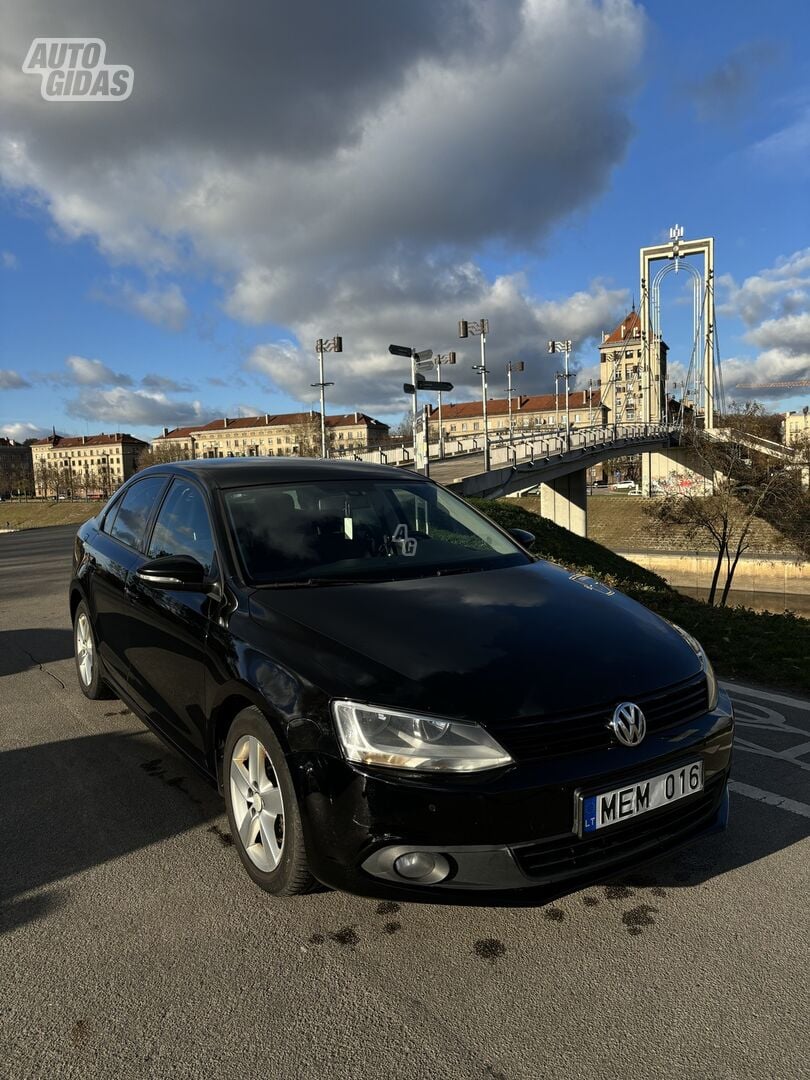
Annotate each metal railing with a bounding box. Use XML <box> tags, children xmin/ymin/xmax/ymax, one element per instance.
<box><xmin>325</xmin><ymin>422</ymin><xmax>676</xmax><ymax>472</ymax></box>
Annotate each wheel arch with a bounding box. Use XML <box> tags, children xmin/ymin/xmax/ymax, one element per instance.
<box><xmin>69</xmin><ymin>585</ymin><xmax>86</xmax><ymax>624</ymax></box>
<box><xmin>209</xmin><ymin>688</ymin><xmax>289</xmax><ymax>793</ymax></box>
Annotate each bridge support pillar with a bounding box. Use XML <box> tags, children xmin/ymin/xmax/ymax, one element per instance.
<box><xmin>539</xmin><ymin>469</ymin><xmax>587</xmax><ymax>537</ymax></box>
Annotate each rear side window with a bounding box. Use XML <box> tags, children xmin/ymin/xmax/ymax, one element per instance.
<box><xmin>107</xmin><ymin>476</ymin><xmax>166</xmax><ymax>551</ymax></box>
<box><xmin>147</xmin><ymin>479</ymin><xmax>215</xmax><ymax>574</ymax></box>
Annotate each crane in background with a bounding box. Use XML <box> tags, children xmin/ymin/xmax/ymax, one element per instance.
<box><xmin>735</xmin><ymin>379</ymin><xmax>810</xmax><ymax>390</ymax></box>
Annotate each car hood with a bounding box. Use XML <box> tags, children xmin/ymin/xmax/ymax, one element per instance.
<box><xmin>247</xmin><ymin>560</ymin><xmax>702</xmax><ymax>727</ymax></box>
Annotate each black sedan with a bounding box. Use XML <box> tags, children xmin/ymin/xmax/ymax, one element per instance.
<box><xmin>69</xmin><ymin>459</ymin><xmax>733</xmax><ymax>900</ymax></box>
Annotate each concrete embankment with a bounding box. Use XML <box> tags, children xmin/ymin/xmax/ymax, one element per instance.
<box><xmin>582</xmin><ymin>494</ymin><xmax>809</xmax><ymax>615</ymax></box>
<box><xmin>615</xmin><ymin>549</ymin><xmax>810</xmax><ymax>615</ymax></box>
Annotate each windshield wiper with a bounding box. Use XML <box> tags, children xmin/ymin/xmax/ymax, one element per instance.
<box><xmin>259</xmin><ymin>576</ymin><xmax>392</xmax><ymax>588</ymax></box>
<box><xmin>433</xmin><ymin>566</ymin><xmax>487</xmax><ymax>577</ymax></box>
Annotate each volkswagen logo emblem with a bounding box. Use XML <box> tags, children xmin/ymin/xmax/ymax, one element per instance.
<box><xmin>611</xmin><ymin>702</ymin><xmax>647</xmax><ymax>747</ymax></box>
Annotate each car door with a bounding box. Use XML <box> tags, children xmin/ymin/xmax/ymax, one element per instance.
<box><xmin>89</xmin><ymin>475</ymin><xmax>169</xmax><ymax>691</ymax></box>
<box><xmin>123</xmin><ymin>477</ymin><xmax>218</xmax><ymax>765</ymax></box>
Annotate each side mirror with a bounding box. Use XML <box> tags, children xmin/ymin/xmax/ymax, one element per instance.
<box><xmin>508</xmin><ymin>528</ymin><xmax>536</xmax><ymax>550</ymax></box>
<box><xmin>136</xmin><ymin>554</ymin><xmax>206</xmax><ymax>590</ymax></box>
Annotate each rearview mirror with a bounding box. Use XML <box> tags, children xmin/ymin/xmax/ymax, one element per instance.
<box><xmin>508</xmin><ymin>528</ymin><xmax>535</xmax><ymax>550</ymax></box>
<box><xmin>136</xmin><ymin>554</ymin><xmax>206</xmax><ymax>590</ymax></box>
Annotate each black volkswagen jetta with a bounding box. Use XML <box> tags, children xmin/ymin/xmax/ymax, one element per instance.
<box><xmin>70</xmin><ymin>459</ymin><xmax>733</xmax><ymax>899</ymax></box>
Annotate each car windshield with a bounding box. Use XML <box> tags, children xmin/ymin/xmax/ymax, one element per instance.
<box><xmin>222</xmin><ymin>478</ymin><xmax>531</xmax><ymax>585</ymax></box>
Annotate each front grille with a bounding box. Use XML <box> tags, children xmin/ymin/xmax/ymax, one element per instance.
<box><xmin>514</xmin><ymin>775</ymin><xmax>724</xmax><ymax>881</ymax></box>
<box><xmin>496</xmin><ymin>672</ymin><xmax>709</xmax><ymax>760</ymax></box>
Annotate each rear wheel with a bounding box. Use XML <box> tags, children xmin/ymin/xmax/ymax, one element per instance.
<box><xmin>73</xmin><ymin>601</ymin><xmax>113</xmax><ymax>700</ymax></box>
<box><xmin>223</xmin><ymin>707</ymin><xmax>314</xmax><ymax>896</ymax></box>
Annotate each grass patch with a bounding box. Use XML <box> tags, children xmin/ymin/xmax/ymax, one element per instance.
<box><xmin>471</xmin><ymin>497</ymin><xmax>810</xmax><ymax>697</ymax></box>
<box><xmin>0</xmin><ymin>500</ymin><xmax>98</xmax><ymax>531</ymax></box>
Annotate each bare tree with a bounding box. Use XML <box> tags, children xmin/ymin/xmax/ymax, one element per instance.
<box><xmin>716</xmin><ymin>400</ymin><xmax>783</xmax><ymax>443</ymax></box>
<box><xmin>289</xmin><ymin>416</ymin><xmax>321</xmax><ymax>458</ymax></box>
<box><xmin>136</xmin><ymin>443</ymin><xmax>194</xmax><ymax>470</ymax></box>
<box><xmin>645</xmin><ymin>429</ymin><xmax>806</xmax><ymax>606</ymax></box>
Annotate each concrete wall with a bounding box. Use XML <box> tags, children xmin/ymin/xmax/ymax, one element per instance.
<box><xmin>539</xmin><ymin>470</ymin><xmax>587</xmax><ymax>537</ymax></box>
<box><xmin>617</xmin><ymin>550</ymin><xmax>810</xmax><ymax>599</ymax></box>
<box><xmin>641</xmin><ymin>447</ymin><xmax>713</xmax><ymax>495</ymax></box>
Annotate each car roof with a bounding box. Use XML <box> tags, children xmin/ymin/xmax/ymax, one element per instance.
<box><xmin>139</xmin><ymin>457</ymin><xmax>420</xmax><ymax>489</ymax></box>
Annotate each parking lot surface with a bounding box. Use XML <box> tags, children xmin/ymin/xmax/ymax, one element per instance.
<box><xmin>1</xmin><ymin>526</ymin><xmax>808</xmax><ymax>1079</ymax></box>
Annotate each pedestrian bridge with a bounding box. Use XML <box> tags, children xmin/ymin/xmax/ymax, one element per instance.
<box><xmin>331</xmin><ymin>423</ymin><xmax>680</xmax><ymax>536</ymax></box>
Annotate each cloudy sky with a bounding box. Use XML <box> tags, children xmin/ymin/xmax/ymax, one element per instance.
<box><xmin>1</xmin><ymin>0</ymin><xmax>808</xmax><ymax>443</ymax></box>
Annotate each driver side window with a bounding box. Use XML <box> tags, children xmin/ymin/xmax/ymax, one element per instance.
<box><xmin>147</xmin><ymin>479</ymin><xmax>215</xmax><ymax>574</ymax></box>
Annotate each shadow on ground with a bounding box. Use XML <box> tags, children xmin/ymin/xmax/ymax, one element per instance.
<box><xmin>0</xmin><ymin>628</ymin><xmax>74</xmax><ymax>676</ymax></box>
<box><xmin>0</xmin><ymin>729</ymin><xmax>223</xmax><ymax>934</ymax></box>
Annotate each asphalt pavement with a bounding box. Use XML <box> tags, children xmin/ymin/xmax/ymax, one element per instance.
<box><xmin>1</xmin><ymin>525</ymin><xmax>808</xmax><ymax>1080</ymax></box>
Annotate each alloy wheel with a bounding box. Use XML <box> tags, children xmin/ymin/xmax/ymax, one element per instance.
<box><xmin>229</xmin><ymin>735</ymin><xmax>285</xmax><ymax>872</ymax></box>
<box><xmin>76</xmin><ymin>613</ymin><xmax>94</xmax><ymax>687</ymax></box>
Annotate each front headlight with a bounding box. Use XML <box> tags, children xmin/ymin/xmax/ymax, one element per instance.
<box><xmin>671</xmin><ymin>624</ymin><xmax>719</xmax><ymax>711</ymax></box>
<box><xmin>331</xmin><ymin>700</ymin><xmax>513</xmax><ymax>773</ymax></box>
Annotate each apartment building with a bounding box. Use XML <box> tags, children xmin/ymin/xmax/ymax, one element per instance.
<box><xmin>598</xmin><ymin>309</ymin><xmax>668</xmax><ymax>423</ymax></box>
<box><xmin>429</xmin><ymin>390</ymin><xmax>606</xmax><ymax>442</ymax></box>
<box><xmin>153</xmin><ymin>411</ymin><xmax>390</xmax><ymax>458</ymax></box>
<box><xmin>30</xmin><ymin>433</ymin><xmax>148</xmax><ymax>497</ymax></box>
<box><xmin>325</xmin><ymin>412</ymin><xmax>390</xmax><ymax>451</ymax></box>
<box><xmin>783</xmin><ymin>408</ymin><xmax>810</xmax><ymax>446</ymax></box>
<box><xmin>0</xmin><ymin>439</ymin><xmax>33</xmax><ymax>498</ymax></box>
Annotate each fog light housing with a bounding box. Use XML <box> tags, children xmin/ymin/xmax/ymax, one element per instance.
<box><xmin>393</xmin><ymin>851</ymin><xmax>450</xmax><ymax>884</ymax></box>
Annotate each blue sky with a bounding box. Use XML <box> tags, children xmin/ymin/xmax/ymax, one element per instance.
<box><xmin>1</xmin><ymin>0</ymin><xmax>809</xmax><ymax>443</ymax></box>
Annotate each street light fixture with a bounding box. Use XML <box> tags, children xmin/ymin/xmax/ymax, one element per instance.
<box><xmin>459</xmin><ymin>318</ymin><xmax>490</xmax><ymax>471</ymax></box>
<box><xmin>548</xmin><ymin>340</ymin><xmax>573</xmax><ymax>448</ymax></box>
<box><xmin>312</xmin><ymin>336</ymin><xmax>342</xmax><ymax>458</ymax></box>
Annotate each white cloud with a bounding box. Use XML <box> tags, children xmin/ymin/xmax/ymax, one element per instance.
<box><xmin>95</xmin><ymin>279</ymin><xmax>189</xmax><ymax>331</ymax></box>
<box><xmin>64</xmin><ymin>355</ymin><xmax>133</xmax><ymax>387</ymax></box>
<box><xmin>746</xmin><ymin>311</ymin><xmax>810</xmax><ymax>353</ymax></box>
<box><xmin>1</xmin><ymin>250</ymin><xmax>17</xmax><ymax>269</ymax></box>
<box><xmin>245</xmin><ymin>271</ymin><xmax>629</xmax><ymax>414</ymax></box>
<box><xmin>140</xmin><ymin>373</ymin><xmax>193</xmax><ymax>392</ymax></box>
<box><xmin>65</xmin><ymin>387</ymin><xmax>209</xmax><ymax>427</ymax></box>
<box><xmin>0</xmin><ymin>421</ymin><xmax>47</xmax><ymax>442</ymax></box>
<box><xmin>718</xmin><ymin>248</ymin><xmax>810</xmax><ymax>398</ymax></box>
<box><xmin>0</xmin><ymin>0</ymin><xmax>644</xmax><ymax>330</ymax></box>
<box><xmin>0</xmin><ymin>369</ymin><xmax>30</xmax><ymax>389</ymax></box>
<box><xmin>750</xmin><ymin>105</ymin><xmax>810</xmax><ymax>173</ymax></box>
<box><xmin>718</xmin><ymin>248</ymin><xmax>810</xmax><ymax>326</ymax></box>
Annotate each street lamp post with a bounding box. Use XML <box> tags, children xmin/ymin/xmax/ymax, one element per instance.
<box><xmin>548</xmin><ymin>339</ymin><xmax>573</xmax><ymax>448</ymax></box>
<box><xmin>506</xmin><ymin>360</ymin><xmax>524</xmax><ymax>440</ymax></box>
<box><xmin>432</xmin><ymin>352</ymin><xmax>457</xmax><ymax>458</ymax></box>
<box><xmin>312</xmin><ymin>336</ymin><xmax>342</xmax><ymax>458</ymax></box>
<box><xmin>459</xmin><ymin>318</ymin><xmax>490</xmax><ymax>471</ymax></box>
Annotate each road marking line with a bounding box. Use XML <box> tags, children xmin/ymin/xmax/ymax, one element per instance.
<box><xmin>735</xmin><ymin>740</ymin><xmax>810</xmax><ymax>773</ymax></box>
<box><xmin>721</xmin><ymin>682</ymin><xmax>810</xmax><ymax>712</ymax></box>
<box><xmin>729</xmin><ymin>780</ymin><xmax>810</xmax><ymax>819</ymax></box>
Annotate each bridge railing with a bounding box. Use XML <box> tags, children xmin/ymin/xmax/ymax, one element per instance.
<box><xmin>326</xmin><ymin>422</ymin><xmax>675</xmax><ymax>470</ymax></box>
<box><xmin>488</xmin><ymin>423</ymin><xmax>674</xmax><ymax>469</ymax></box>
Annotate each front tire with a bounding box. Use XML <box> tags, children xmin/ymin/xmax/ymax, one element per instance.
<box><xmin>223</xmin><ymin>707</ymin><xmax>314</xmax><ymax>896</ymax></box>
<box><xmin>73</xmin><ymin>601</ymin><xmax>113</xmax><ymax>700</ymax></box>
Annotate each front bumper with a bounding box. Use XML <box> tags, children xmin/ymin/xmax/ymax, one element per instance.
<box><xmin>292</xmin><ymin>693</ymin><xmax>734</xmax><ymax>900</ymax></box>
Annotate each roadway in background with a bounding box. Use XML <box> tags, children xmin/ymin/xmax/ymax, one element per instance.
<box><xmin>1</xmin><ymin>526</ymin><xmax>807</xmax><ymax>1079</ymax></box>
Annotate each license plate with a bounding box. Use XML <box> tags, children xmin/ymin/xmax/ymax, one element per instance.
<box><xmin>581</xmin><ymin>761</ymin><xmax>704</xmax><ymax>834</ymax></box>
